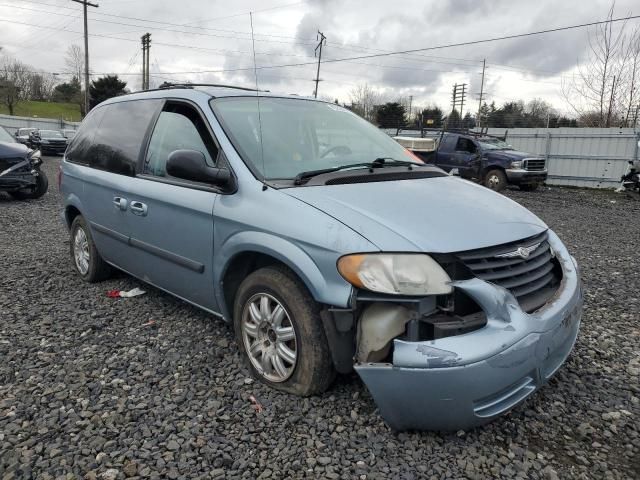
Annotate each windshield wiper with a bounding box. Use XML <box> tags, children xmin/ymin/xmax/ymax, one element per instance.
<box><xmin>293</xmin><ymin>158</ymin><xmax>425</xmax><ymax>185</ymax></box>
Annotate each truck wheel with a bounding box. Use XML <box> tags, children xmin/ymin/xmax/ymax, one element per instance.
<box><xmin>484</xmin><ymin>169</ymin><xmax>507</xmax><ymax>191</ymax></box>
<box><xmin>233</xmin><ymin>266</ymin><xmax>335</xmax><ymax>396</ymax></box>
<box><xmin>519</xmin><ymin>183</ymin><xmax>539</xmax><ymax>191</ymax></box>
<box><xmin>70</xmin><ymin>215</ymin><xmax>112</xmax><ymax>282</ymax></box>
<box><xmin>9</xmin><ymin>170</ymin><xmax>49</xmax><ymax>200</ymax></box>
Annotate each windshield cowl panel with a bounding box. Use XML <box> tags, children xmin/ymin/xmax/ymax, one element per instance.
<box><xmin>210</xmin><ymin>96</ymin><xmax>425</xmax><ymax>183</ymax></box>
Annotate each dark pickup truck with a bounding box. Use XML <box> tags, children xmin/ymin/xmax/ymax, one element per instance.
<box><xmin>399</xmin><ymin>132</ymin><xmax>548</xmax><ymax>191</ymax></box>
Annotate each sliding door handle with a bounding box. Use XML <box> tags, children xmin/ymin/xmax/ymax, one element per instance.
<box><xmin>130</xmin><ymin>201</ymin><xmax>148</xmax><ymax>216</ymax></box>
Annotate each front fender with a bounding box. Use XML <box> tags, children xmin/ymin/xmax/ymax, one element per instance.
<box><xmin>214</xmin><ymin>230</ymin><xmax>353</xmax><ymax>321</ymax></box>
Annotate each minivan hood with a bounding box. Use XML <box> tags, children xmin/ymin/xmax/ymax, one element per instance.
<box><xmin>285</xmin><ymin>176</ymin><xmax>547</xmax><ymax>253</ymax></box>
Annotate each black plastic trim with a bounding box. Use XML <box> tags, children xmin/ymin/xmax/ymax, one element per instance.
<box><xmin>90</xmin><ymin>221</ymin><xmax>128</xmax><ymax>243</ymax></box>
<box><xmin>129</xmin><ymin>237</ymin><xmax>205</xmax><ymax>273</ymax></box>
<box><xmin>90</xmin><ymin>221</ymin><xmax>205</xmax><ymax>273</ymax></box>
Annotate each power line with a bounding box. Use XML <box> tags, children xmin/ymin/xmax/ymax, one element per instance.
<box><xmin>10</xmin><ymin>0</ymin><xmax>315</xmax><ymax>44</ymax></box>
<box><xmin>83</xmin><ymin>14</ymin><xmax>640</xmax><ymax>76</ymax></box>
<box><xmin>4</xmin><ymin>4</ymin><xmax>601</xmax><ymax>81</ymax></box>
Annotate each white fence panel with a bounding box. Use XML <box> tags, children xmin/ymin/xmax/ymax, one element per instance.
<box><xmin>385</xmin><ymin>127</ymin><xmax>640</xmax><ymax>188</ymax></box>
<box><xmin>0</xmin><ymin>113</ymin><xmax>80</xmax><ymax>135</ymax></box>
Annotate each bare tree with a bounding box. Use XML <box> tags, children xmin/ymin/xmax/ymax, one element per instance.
<box><xmin>349</xmin><ymin>83</ymin><xmax>383</xmax><ymax>123</ymax></box>
<box><xmin>65</xmin><ymin>45</ymin><xmax>85</xmax><ymax>84</ymax></box>
<box><xmin>562</xmin><ymin>1</ymin><xmax>631</xmax><ymax>127</ymax></box>
<box><xmin>0</xmin><ymin>56</ymin><xmax>31</xmax><ymax>115</ymax></box>
<box><xmin>620</xmin><ymin>25</ymin><xmax>640</xmax><ymax>126</ymax></box>
<box><xmin>27</xmin><ymin>72</ymin><xmax>58</xmax><ymax>101</ymax></box>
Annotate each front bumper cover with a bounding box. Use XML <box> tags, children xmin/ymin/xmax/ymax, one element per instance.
<box><xmin>505</xmin><ymin>168</ymin><xmax>548</xmax><ymax>184</ymax></box>
<box><xmin>355</xmin><ymin>230</ymin><xmax>582</xmax><ymax>431</ymax></box>
<box><xmin>0</xmin><ymin>160</ymin><xmax>38</xmax><ymax>189</ymax></box>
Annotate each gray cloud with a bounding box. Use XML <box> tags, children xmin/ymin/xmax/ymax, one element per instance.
<box><xmin>1</xmin><ymin>0</ymin><xmax>638</xmax><ymax>111</ymax></box>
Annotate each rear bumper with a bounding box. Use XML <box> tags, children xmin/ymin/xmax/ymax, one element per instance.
<box><xmin>355</xmin><ymin>230</ymin><xmax>582</xmax><ymax>431</ymax></box>
<box><xmin>505</xmin><ymin>168</ymin><xmax>547</xmax><ymax>184</ymax></box>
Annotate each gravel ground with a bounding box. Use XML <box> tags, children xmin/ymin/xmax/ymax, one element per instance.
<box><xmin>1</xmin><ymin>156</ymin><xmax>639</xmax><ymax>480</ymax></box>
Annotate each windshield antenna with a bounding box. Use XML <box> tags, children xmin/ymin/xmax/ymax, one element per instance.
<box><xmin>250</xmin><ymin>12</ymin><xmax>267</xmax><ymax>190</ymax></box>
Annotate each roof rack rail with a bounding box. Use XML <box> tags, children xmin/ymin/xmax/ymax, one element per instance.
<box><xmin>157</xmin><ymin>82</ymin><xmax>267</xmax><ymax>92</ymax></box>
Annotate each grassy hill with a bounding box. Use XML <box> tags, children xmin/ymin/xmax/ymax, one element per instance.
<box><xmin>0</xmin><ymin>101</ymin><xmax>82</xmax><ymax>121</ymax></box>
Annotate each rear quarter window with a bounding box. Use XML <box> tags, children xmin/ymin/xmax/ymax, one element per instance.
<box><xmin>66</xmin><ymin>107</ymin><xmax>106</xmax><ymax>166</ymax></box>
<box><xmin>88</xmin><ymin>100</ymin><xmax>161</xmax><ymax>176</ymax></box>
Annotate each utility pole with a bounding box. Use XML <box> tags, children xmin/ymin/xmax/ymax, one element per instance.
<box><xmin>71</xmin><ymin>0</ymin><xmax>98</xmax><ymax>115</ymax></box>
<box><xmin>450</xmin><ymin>83</ymin><xmax>467</xmax><ymax>128</ymax></box>
<box><xmin>408</xmin><ymin>95</ymin><xmax>413</xmax><ymax>125</ymax></box>
<box><xmin>477</xmin><ymin>59</ymin><xmax>486</xmax><ymax>129</ymax></box>
<box><xmin>313</xmin><ymin>31</ymin><xmax>326</xmax><ymax>98</ymax></box>
<box><xmin>141</xmin><ymin>33</ymin><xmax>151</xmax><ymax>90</ymax></box>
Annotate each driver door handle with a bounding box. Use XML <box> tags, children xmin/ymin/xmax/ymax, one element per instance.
<box><xmin>113</xmin><ymin>196</ymin><xmax>128</xmax><ymax>211</ymax></box>
<box><xmin>130</xmin><ymin>201</ymin><xmax>148</xmax><ymax>216</ymax></box>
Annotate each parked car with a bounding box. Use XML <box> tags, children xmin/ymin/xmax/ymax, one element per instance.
<box><xmin>0</xmin><ymin>126</ymin><xmax>48</xmax><ymax>199</ymax></box>
<box><xmin>397</xmin><ymin>131</ymin><xmax>548</xmax><ymax>191</ymax></box>
<box><xmin>29</xmin><ymin>129</ymin><xmax>68</xmax><ymax>155</ymax></box>
<box><xmin>14</xmin><ymin>128</ymin><xmax>37</xmax><ymax>145</ymax></box>
<box><xmin>62</xmin><ymin>129</ymin><xmax>77</xmax><ymax>140</ymax></box>
<box><xmin>60</xmin><ymin>85</ymin><xmax>582</xmax><ymax>431</ymax></box>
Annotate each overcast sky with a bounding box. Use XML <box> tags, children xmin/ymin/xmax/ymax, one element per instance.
<box><xmin>1</xmin><ymin>0</ymin><xmax>638</xmax><ymax>115</ymax></box>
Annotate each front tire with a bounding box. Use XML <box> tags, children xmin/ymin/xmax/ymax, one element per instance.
<box><xmin>70</xmin><ymin>215</ymin><xmax>112</xmax><ymax>282</ymax></box>
<box><xmin>484</xmin><ymin>169</ymin><xmax>507</xmax><ymax>191</ymax></box>
<box><xmin>9</xmin><ymin>170</ymin><xmax>48</xmax><ymax>200</ymax></box>
<box><xmin>233</xmin><ymin>266</ymin><xmax>335</xmax><ymax>396</ymax></box>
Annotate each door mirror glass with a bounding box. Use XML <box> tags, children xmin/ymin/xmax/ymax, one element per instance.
<box><xmin>166</xmin><ymin>149</ymin><xmax>231</xmax><ymax>187</ymax></box>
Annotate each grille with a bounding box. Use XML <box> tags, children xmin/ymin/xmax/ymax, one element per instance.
<box><xmin>456</xmin><ymin>231</ymin><xmax>561</xmax><ymax>312</ymax></box>
<box><xmin>524</xmin><ymin>158</ymin><xmax>546</xmax><ymax>171</ymax></box>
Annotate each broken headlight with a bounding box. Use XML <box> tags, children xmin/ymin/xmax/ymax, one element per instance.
<box><xmin>337</xmin><ymin>254</ymin><xmax>453</xmax><ymax>296</ymax></box>
<box><xmin>29</xmin><ymin>149</ymin><xmax>42</xmax><ymax>166</ymax></box>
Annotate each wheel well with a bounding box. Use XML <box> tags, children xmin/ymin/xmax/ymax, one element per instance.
<box><xmin>481</xmin><ymin>165</ymin><xmax>506</xmax><ymax>181</ymax></box>
<box><xmin>222</xmin><ymin>252</ymin><xmax>291</xmax><ymax>318</ymax></box>
<box><xmin>65</xmin><ymin>205</ymin><xmax>81</xmax><ymax>228</ymax></box>
<box><xmin>484</xmin><ymin>165</ymin><xmax>505</xmax><ymax>175</ymax></box>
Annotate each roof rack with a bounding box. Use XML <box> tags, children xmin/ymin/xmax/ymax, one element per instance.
<box><xmin>157</xmin><ymin>82</ymin><xmax>267</xmax><ymax>92</ymax></box>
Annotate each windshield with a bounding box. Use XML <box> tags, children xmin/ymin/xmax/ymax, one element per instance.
<box><xmin>0</xmin><ymin>128</ymin><xmax>15</xmax><ymax>143</ymax></box>
<box><xmin>478</xmin><ymin>138</ymin><xmax>512</xmax><ymax>150</ymax></box>
<box><xmin>211</xmin><ymin>97</ymin><xmax>420</xmax><ymax>179</ymax></box>
<box><xmin>40</xmin><ymin>130</ymin><xmax>64</xmax><ymax>139</ymax></box>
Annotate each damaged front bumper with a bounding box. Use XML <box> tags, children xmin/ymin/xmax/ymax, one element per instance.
<box><xmin>355</xmin><ymin>230</ymin><xmax>582</xmax><ymax>431</ymax></box>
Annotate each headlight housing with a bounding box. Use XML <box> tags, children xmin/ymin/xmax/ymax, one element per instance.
<box><xmin>510</xmin><ymin>160</ymin><xmax>523</xmax><ymax>169</ymax></box>
<box><xmin>337</xmin><ymin>254</ymin><xmax>453</xmax><ymax>295</ymax></box>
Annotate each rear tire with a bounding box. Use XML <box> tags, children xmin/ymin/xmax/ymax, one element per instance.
<box><xmin>483</xmin><ymin>169</ymin><xmax>507</xmax><ymax>191</ymax></box>
<box><xmin>9</xmin><ymin>170</ymin><xmax>48</xmax><ymax>200</ymax></box>
<box><xmin>233</xmin><ymin>266</ymin><xmax>335</xmax><ymax>396</ymax></box>
<box><xmin>519</xmin><ymin>183</ymin><xmax>539</xmax><ymax>191</ymax></box>
<box><xmin>70</xmin><ymin>215</ymin><xmax>112</xmax><ymax>282</ymax></box>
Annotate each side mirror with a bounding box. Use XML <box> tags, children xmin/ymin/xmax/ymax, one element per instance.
<box><xmin>166</xmin><ymin>149</ymin><xmax>231</xmax><ymax>187</ymax></box>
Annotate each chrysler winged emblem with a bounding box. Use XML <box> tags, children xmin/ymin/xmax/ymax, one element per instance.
<box><xmin>495</xmin><ymin>242</ymin><xmax>540</xmax><ymax>259</ymax></box>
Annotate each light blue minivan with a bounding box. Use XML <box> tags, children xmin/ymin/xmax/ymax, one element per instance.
<box><xmin>60</xmin><ymin>85</ymin><xmax>582</xmax><ymax>430</ymax></box>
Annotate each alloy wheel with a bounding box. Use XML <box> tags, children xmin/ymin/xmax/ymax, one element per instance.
<box><xmin>73</xmin><ymin>227</ymin><xmax>90</xmax><ymax>275</ymax></box>
<box><xmin>241</xmin><ymin>293</ymin><xmax>298</xmax><ymax>382</ymax></box>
